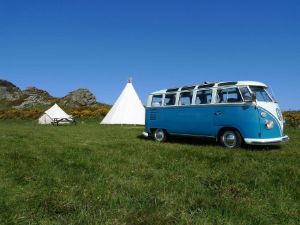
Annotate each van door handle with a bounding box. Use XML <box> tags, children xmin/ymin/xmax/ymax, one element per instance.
<box><xmin>214</xmin><ymin>111</ymin><xmax>222</xmax><ymax>116</ymax></box>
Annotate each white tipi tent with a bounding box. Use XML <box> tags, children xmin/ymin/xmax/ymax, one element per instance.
<box><xmin>38</xmin><ymin>103</ymin><xmax>72</xmax><ymax>124</ymax></box>
<box><xmin>101</xmin><ymin>79</ymin><xmax>145</xmax><ymax>125</ymax></box>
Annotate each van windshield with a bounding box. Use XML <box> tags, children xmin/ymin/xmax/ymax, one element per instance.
<box><xmin>249</xmin><ymin>86</ymin><xmax>273</xmax><ymax>102</ymax></box>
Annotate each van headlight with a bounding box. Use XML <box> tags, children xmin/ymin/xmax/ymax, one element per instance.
<box><xmin>276</xmin><ymin>108</ymin><xmax>283</xmax><ymax>121</ymax></box>
<box><xmin>265</xmin><ymin>120</ymin><xmax>274</xmax><ymax>129</ymax></box>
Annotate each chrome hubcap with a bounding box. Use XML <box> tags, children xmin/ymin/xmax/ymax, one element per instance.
<box><xmin>155</xmin><ymin>129</ymin><xmax>164</xmax><ymax>141</ymax></box>
<box><xmin>222</xmin><ymin>131</ymin><xmax>237</xmax><ymax>148</ymax></box>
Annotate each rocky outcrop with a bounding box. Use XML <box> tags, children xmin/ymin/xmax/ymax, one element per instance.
<box><xmin>60</xmin><ymin>88</ymin><xmax>97</xmax><ymax>108</ymax></box>
<box><xmin>13</xmin><ymin>86</ymin><xmax>53</xmax><ymax>109</ymax></box>
<box><xmin>23</xmin><ymin>86</ymin><xmax>51</xmax><ymax>97</ymax></box>
<box><xmin>14</xmin><ymin>95</ymin><xmax>52</xmax><ymax>109</ymax></box>
<box><xmin>0</xmin><ymin>79</ymin><xmax>99</xmax><ymax>109</ymax></box>
<box><xmin>0</xmin><ymin>80</ymin><xmax>23</xmax><ymax>101</ymax></box>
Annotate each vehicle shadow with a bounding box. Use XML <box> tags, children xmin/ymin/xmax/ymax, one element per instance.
<box><xmin>242</xmin><ymin>144</ymin><xmax>281</xmax><ymax>151</ymax></box>
<box><xmin>137</xmin><ymin>135</ymin><xmax>281</xmax><ymax>151</ymax></box>
<box><xmin>137</xmin><ymin>134</ymin><xmax>215</xmax><ymax>146</ymax></box>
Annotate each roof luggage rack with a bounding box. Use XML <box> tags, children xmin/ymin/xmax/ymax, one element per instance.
<box><xmin>166</xmin><ymin>88</ymin><xmax>179</xmax><ymax>92</ymax></box>
<box><xmin>218</xmin><ymin>82</ymin><xmax>238</xmax><ymax>86</ymax></box>
<box><xmin>197</xmin><ymin>82</ymin><xmax>215</xmax><ymax>88</ymax></box>
<box><xmin>181</xmin><ymin>86</ymin><xmax>196</xmax><ymax>91</ymax></box>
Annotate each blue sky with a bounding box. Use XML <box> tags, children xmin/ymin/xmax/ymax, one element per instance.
<box><xmin>0</xmin><ymin>0</ymin><xmax>299</xmax><ymax>110</ymax></box>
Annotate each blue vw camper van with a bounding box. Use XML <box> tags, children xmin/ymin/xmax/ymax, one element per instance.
<box><xmin>143</xmin><ymin>81</ymin><xmax>289</xmax><ymax>148</ymax></box>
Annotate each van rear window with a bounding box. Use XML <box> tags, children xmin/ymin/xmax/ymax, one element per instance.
<box><xmin>179</xmin><ymin>92</ymin><xmax>193</xmax><ymax>106</ymax></box>
<box><xmin>151</xmin><ymin>95</ymin><xmax>163</xmax><ymax>107</ymax></box>
<box><xmin>195</xmin><ymin>89</ymin><xmax>212</xmax><ymax>104</ymax></box>
<box><xmin>164</xmin><ymin>94</ymin><xmax>176</xmax><ymax>106</ymax></box>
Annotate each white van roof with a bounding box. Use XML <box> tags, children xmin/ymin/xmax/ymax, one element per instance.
<box><xmin>151</xmin><ymin>81</ymin><xmax>267</xmax><ymax>95</ymax></box>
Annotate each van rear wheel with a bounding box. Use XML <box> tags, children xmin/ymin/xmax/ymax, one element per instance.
<box><xmin>220</xmin><ymin>130</ymin><xmax>242</xmax><ymax>148</ymax></box>
<box><xmin>154</xmin><ymin>129</ymin><xmax>167</xmax><ymax>142</ymax></box>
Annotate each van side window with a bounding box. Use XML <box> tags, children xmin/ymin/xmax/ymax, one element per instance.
<box><xmin>152</xmin><ymin>95</ymin><xmax>163</xmax><ymax>107</ymax></box>
<box><xmin>217</xmin><ymin>88</ymin><xmax>242</xmax><ymax>103</ymax></box>
<box><xmin>179</xmin><ymin>92</ymin><xmax>193</xmax><ymax>106</ymax></box>
<box><xmin>240</xmin><ymin>87</ymin><xmax>252</xmax><ymax>101</ymax></box>
<box><xmin>195</xmin><ymin>89</ymin><xmax>212</xmax><ymax>104</ymax></box>
<box><xmin>164</xmin><ymin>93</ymin><xmax>176</xmax><ymax>106</ymax></box>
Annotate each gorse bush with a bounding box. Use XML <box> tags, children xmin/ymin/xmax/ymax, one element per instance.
<box><xmin>283</xmin><ymin>111</ymin><xmax>300</xmax><ymax>127</ymax></box>
<box><xmin>0</xmin><ymin>108</ymin><xmax>44</xmax><ymax>119</ymax></box>
<box><xmin>0</xmin><ymin>105</ymin><xmax>111</xmax><ymax>120</ymax></box>
<box><xmin>71</xmin><ymin>106</ymin><xmax>110</xmax><ymax>118</ymax></box>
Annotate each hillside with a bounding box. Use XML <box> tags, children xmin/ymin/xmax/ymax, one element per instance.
<box><xmin>0</xmin><ymin>79</ymin><xmax>110</xmax><ymax>119</ymax></box>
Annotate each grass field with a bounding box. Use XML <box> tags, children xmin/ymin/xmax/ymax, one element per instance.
<box><xmin>0</xmin><ymin>120</ymin><xmax>299</xmax><ymax>225</ymax></box>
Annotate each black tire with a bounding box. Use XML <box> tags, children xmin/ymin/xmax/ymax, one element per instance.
<box><xmin>154</xmin><ymin>129</ymin><xmax>167</xmax><ymax>142</ymax></box>
<box><xmin>220</xmin><ymin>129</ymin><xmax>242</xmax><ymax>148</ymax></box>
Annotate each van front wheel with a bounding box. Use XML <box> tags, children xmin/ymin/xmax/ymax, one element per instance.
<box><xmin>154</xmin><ymin>129</ymin><xmax>167</xmax><ymax>142</ymax></box>
<box><xmin>220</xmin><ymin>130</ymin><xmax>242</xmax><ymax>148</ymax></box>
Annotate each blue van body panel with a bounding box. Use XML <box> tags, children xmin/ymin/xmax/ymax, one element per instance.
<box><xmin>212</xmin><ymin>104</ymin><xmax>260</xmax><ymax>139</ymax></box>
<box><xmin>145</xmin><ymin>104</ymin><xmax>283</xmax><ymax>140</ymax></box>
<box><xmin>146</xmin><ymin>106</ymin><xmax>215</xmax><ymax>136</ymax></box>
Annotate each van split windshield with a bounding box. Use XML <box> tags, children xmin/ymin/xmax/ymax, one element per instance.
<box><xmin>249</xmin><ymin>86</ymin><xmax>273</xmax><ymax>102</ymax></box>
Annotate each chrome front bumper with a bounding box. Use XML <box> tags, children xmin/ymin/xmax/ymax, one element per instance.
<box><xmin>244</xmin><ymin>135</ymin><xmax>289</xmax><ymax>145</ymax></box>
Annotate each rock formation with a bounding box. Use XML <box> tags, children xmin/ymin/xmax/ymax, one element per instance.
<box><xmin>0</xmin><ymin>79</ymin><xmax>99</xmax><ymax>109</ymax></box>
<box><xmin>60</xmin><ymin>88</ymin><xmax>97</xmax><ymax>108</ymax></box>
<box><xmin>0</xmin><ymin>80</ymin><xmax>23</xmax><ymax>101</ymax></box>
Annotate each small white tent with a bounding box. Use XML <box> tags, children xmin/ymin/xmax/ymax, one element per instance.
<box><xmin>101</xmin><ymin>79</ymin><xmax>145</xmax><ymax>125</ymax></box>
<box><xmin>38</xmin><ymin>103</ymin><xmax>72</xmax><ymax>124</ymax></box>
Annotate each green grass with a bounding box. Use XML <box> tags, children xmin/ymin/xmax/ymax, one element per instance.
<box><xmin>0</xmin><ymin>120</ymin><xmax>299</xmax><ymax>225</ymax></box>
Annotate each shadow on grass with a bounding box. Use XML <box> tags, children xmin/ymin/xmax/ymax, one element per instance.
<box><xmin>137</xmin><ymin>135</ymin><xmax>281</xmax><ymax>151</ymax></box>
<box><xmin>243</xmin><ymin>144</ymin><xmax>281</xmax><ymax>151</ymax></box>
<box><xmin>137</xmin><ymin>134</ymin><xmax>217</xmax><ymax>146</ymax></box>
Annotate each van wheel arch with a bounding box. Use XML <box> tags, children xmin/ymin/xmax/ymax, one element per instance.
<box><xmin>217</xmin><ymin>127</ymin><xmax>243</xmax><ymax>148</ymax></box>
<box><xmin>151</xmin><ymin>128</ymin><xmax>168</xmax><ymax>142</ymax></box>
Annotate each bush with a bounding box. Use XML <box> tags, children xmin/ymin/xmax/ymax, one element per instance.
<box><xmin>0</xmin><ymin>105</ymin><xmax>111</xmax><ymax>120</ymax></box>
<box><xmin>65</xmin><ymin>105</ymin><xmax>111</xmax><ymax>119</ymax></box>
<box><xmin>0</xmin><ymin>108</ymin><xmax>44</xmax><ymax>119</ymax></box>
<box><xmin>283</xmin><ymin>111</ymin><xmax>300</xmax><ymax>128</ymax></box>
